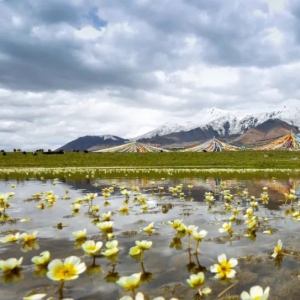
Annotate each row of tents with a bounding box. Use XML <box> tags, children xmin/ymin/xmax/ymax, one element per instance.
<box><xmin>94</xmin><ymin>132</ymin><xmax>300</xmax><ymax>153</ymax></box>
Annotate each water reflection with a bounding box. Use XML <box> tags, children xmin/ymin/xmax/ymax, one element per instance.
<box><xmin>0</xmin><ymin>175</ymin><xmax>300</xmax><ymax>299</ymax></box>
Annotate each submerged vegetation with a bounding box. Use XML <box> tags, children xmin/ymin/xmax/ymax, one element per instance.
<box><xmin>0</xmin><ymin>151</ymin><xmax>300</xmax><ymax>169</ymax></box>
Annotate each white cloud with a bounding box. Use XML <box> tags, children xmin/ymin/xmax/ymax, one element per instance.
<box><xmin>0</xmin><ymin>0</ymin><xmax>299</xmax><ymax>150</ymax></box>
<box><xmin>267</xmin><ymin>0</ymin><xmax>286</xmax><ymax>13</ymax></box>
<box><xmin>74</xmin><ymin>26</ymin><xmax>105</xmax><ymax>40</ymax></box>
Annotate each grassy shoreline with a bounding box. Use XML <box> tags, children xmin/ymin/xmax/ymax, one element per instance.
<box><xmin>0</xmin><ymin>151</ymin><xmax>299</xmax><ymax>169</ymax></box>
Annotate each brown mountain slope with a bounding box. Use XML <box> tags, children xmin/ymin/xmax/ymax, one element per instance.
<box><xmin>232</xmin><ymin>119</ymin><xmax>299</xmax><ymax>145</ymax></box>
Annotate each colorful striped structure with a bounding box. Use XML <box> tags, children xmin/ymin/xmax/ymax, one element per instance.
<box><xmin>182</xmin><ymin>138</ymin><xmax>240</xmax><ymax>152</ymax></box>
<box><xmin>95</xmin><ymin>142</ymin><xmax>170</xmax><ymax>153</ymax></box>
<box><xmin>253</xmin><ymin>132</ymin><xmax>300</xmax><ymax>151</ymax></box>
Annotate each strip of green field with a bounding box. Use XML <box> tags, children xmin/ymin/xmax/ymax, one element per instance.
<box><xmin>0</xmin><ymin>151</ymin><xmax>299</xmax><ymax>169</ymax></box>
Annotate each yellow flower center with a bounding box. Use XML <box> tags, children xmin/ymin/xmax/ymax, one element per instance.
<box><xmin>55</xmin><ymin>264</ymin><xmax>77</xmax><ymax>280</ymax></box>
<box><xmin>217</xmin><ymin>261</ymin><xmax>232</xmax><ymax>277</ymax></box>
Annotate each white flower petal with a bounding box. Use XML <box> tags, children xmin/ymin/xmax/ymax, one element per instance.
<box><xmin>240</xmin><ymin>291</ymin><xmax>252</xmax><ymax>300</ymax></box>
<box><xmin>226</xmin><ymin>269</ymin><xmax>236</xmax><ymax>278</ymax></box>
<box><xmin>64</xmin><ymin>256</ymin><xmax>81</xmax><ymax>266</ymax></box>
<box><xmin>217</xmin><ymin>254</ymin><xmax>227</xmax><ymax>264</ymax></box>
<box><xmin>210</xmin><ymin>264</ymin><xmax>219</xmax><ymax>273</ymax></box>
<box><xmin>229</xmin><ymin>258</ymin><xmax>238</xmax><ymax>267</ymax></box>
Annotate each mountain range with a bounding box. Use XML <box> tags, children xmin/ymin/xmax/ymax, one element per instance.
<box><xmin>57</xmin><ymin>99</ymin><xmax>300</xmax><ymax>151</ymax></box>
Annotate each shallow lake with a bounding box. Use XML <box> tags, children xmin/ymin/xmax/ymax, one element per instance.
<box><xmin>0</xmin><ymin>169</ymin><xmax>300</xmax><ymax>300</ymax></box>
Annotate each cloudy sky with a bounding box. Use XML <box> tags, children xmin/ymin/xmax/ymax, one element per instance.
<box><xmin>0</xmin><ymin>0</ymin><xmax>298</xmax><ymax>150</ymax></box>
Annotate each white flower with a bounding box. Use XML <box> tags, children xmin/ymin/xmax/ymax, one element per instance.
<box><xmin>0</xmin><ymin>257</ymin><xmax>23</xmax><ymax>272</ymax></box>
<box><xmin>72</xmin><ymin>229</ymin><xmax>87</xmax><ymax>240</ymax></box>
<box><xmin>82</xmin><ymin>240</ymin><xmax>103</xmax><ymax>255</ymax></box>
<box><xmin>240</xmin><ymin>285</ymin><xmax>270</xmax><ymax>300</ymax></box>
<box><xmin>23</xmin><ymin>294</ymin><xmax>47</xmax><ymax>300</ymax></box>
<box><xmin>271</xmin><ymin>239</ymin><xmax>282</xmax><ymax>258</ymax></box>
<box><xmin>210</xmin><ymin>254</ymin><xmax>238</xmax><ymax>279</ymax></box>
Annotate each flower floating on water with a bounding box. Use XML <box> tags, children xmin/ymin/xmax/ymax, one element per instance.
<box><xmin>284</xmin><ymin>190</ymin><xmax>297</xmax><ymax>203</ymax></box>
<box><xmin>21</xmin><ymin>231</ymin><xmax>38</xmax><ymax>242</ymax></box>
<box><xmin>244</xmin><ymin>208</ymin><xmax>253</xmax><ymax>219</ymax></box>
<box><xmin>245</xmin><ymin>216</ymin><xmax>258</xmax><ymax>230</ymax></box>
<box><xmin>205</xmin><ymin>192</ymin><xmax>214</xmax><ymax>203</ymax></box>
<box><xmin>250</xmin><ymin>201</ymin><xmax>258</xmax><ymax>208</ymax></box>
<box><xmin>32</xmin><ymin>251</ymin><xmax>51</xmax><ymax>266</ymax></box>
<box><xmin>132</xmin><ymin>186</ymin><xmax>139</xmax><ymax>192</ymax></box>
<box><xmin>82</xmin><ymin>240</ymin><xmax>103</xmax><ymax>256</ymax></box>
<box><xmin>220</xmin><ymin>181</ymin><xmax>227</xmax><ymax>188</ymax></box>
<box><xmin>143</xmin><ymin>222</ymin><xmax>155</xmax><ymax>234</ymax></box>
<box><xmin>119</xmin><ymin>206</ymin><xmax>130</xmax><ymax>214</ymax></box>
<box><xmin>0</xmin><ymin>257</ymin><xmax>23</xmax><ymax>272</ymax></box>
<box><xmin>138</xmin><ymin>196</ymin><xmax>147</xmax><ymax>204</ymax></box>
<box><xmin>271</xmin><ymin>239</ymin><xmax>283</xmax><ymax>258</ymax></box>
<box><xmin>168</xmin><ymin>219</ymin><xmax>185</xmax><ymax>232</ymax></box>
<box><xmin>19</xmin><ymin>218</ymin><xmax>31</xmax><ymax>223</ymax></box>
<box><xmin>97</xmin><ymin>221</ymin><xmax>114</xmax><ymax>233</ymax></box>
<box><xmin>102</xmin><ymin>191</ymin><xmax>111</xmax><ymax>198</ymax></box>
<box><xmin>263</xmin><ymin>230</ymin><xmax>272</xmax><ymax>235</ymax></box>
<box><xmin>240</xmin><ymin>285</ymin><xmax>270</xmax><ymax>300</ymax></box>
<box><xmin>102</xmin><ymin>211</ymin><xmax>112</xmax><ymax>221</ymax></box>
<box><xmin>0</xmin><ymin>232</ymin><xmax>20</xmax><ymax>243</ymax></box>
<box><xmin>21</xmin><ymin>240</ymin><xmax>40</xmax><ymax>252</ymax></box>
<box><xmin>37</xmin><ymin>203</ymin><xmax>45</xmax><ymax>210</ymax></box>
<box><xmin>92</xmin><ymin>205</ymin><xmax>100</xmax><ymax>212</ymax></box>
<box><xmin>210</xmin><ymin>254</ymin><xmax>238</xmax><ymax>279</ymax></box>
<box><xmin>119</xmin><ymin>292</ymin><xmax>179</xmax><ymax>300</ymax></box>
<box><xmin>119</xmin><ymin>292</ymin><xmax>144</xmax><ymax>300</ymax></box>
<box><xmin>130</xmin><ymin>240</ymin><xmax>152</xmax><ymax>256</ymax></box>
<box><xmin>193</xmin><ymin>230</ymin><xmax>208</xmax><ymax>253</ymax></box>
<box><xmin>72</xmin><ymin>229</ymin><xmax>87</xmax><ymax>241</ymax></box>
<box><xmin>102</xmin><ymin>240</ymin><xmax>119</xmax><ymax>259</ymax></box>
<box><xmin>23</xmin><ymin>294</ymin><xmax>47</xmax><ymax>300</ymax></box>
<box><xmin>87</xmin><ymin>193</ymin><xmax>98</xmax><ymax>200</ymax></box>
<box><xmin>47</xmin><ymin>255</ymin><xmax>86</xmax><ymax>281</ymax></box>
<box><xmin>71</xmin><ymin>203</ymin><xmax>81</xmax><ymax>213</ymax></box>
<box><xmin>219</xmin><ymin>222</ymin><xmax>234</xmax><ymax>236</ymax></box>
<box><xmin>116</xmin><ymin>272</ymin><xmax>141</xmax><ymax>292</ymax></box>
<box><xmin>186</xmin><ymin>272</ymin><xmax>211</xmax><ymax>296</ymax></box>
<box><xmin>242</xmin><ymin>190</ymin><xmax>249</xmax><ymax>198</ymax></box>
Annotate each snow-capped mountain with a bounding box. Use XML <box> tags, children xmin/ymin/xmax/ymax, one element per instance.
<box><xmin>57</xmin><ymin>99</ymin><xmax>300</xmax><ymax>150</ymax></box>
<box><xmin>132</xmin><ymin>121</ymin><xmax>197</xmax><ymax>140</ymax></box>
<box><xmin>133</xmin><ymin>99</ymin><xmax>300</xmax><ymax>140</ymax></box>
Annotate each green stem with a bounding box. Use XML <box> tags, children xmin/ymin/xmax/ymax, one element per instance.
<box><xmin>188</xmin><ymin>247</ymin><xmax>192</xmax><ymax>263</ymax></box>
<box><xmin>132</xmin><ymin>288</ymin><xmax>136</xmax><ymax>298</ymax></box>
<box><xmin>58</xmin><ymin>280</ymin><xmax>65</xmax><ymax>300</ymax></box>
<box><xmin>194</xmin><ymin>240</ymin><xmax>199</xmax><ymax>254</ymax></box>
<box><xmin>194</xmin><ymin>252</ymin><xmax>200</xmax><ymax>267</ymax></box>
<box><xmin>140</xmin><ymin>261</ymin><xmax>146</xmax><ymax>273</ymax></box>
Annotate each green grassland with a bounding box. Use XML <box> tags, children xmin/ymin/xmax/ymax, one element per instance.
<box><xmin>0</xmin><ymin>151</ymin><xmax>299</xmax><ymax>169</ymax></box>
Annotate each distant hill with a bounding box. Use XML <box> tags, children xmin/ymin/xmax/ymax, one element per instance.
<box><xmin>56</xmin><ymin>117</ymin><xmax>300</xmax><ymax>151</ymax></box>
<box><xmin>231</xmin><ymin>119</ymin><xmax>299</xmax><ymax>146</ymax></box>
<box><xmin>57</xmin><ymin>135</ymin><xmax>129</xmax><ymax>151</ymax></box>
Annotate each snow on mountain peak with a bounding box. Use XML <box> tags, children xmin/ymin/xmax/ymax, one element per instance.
<box><xmin>100</xmin><ymin>135</ymin><xmax>118</xmax><ymax>141</ymax></box>
<box><xmin>132</xmin><ymin>100</ymin><xmax>300</xmax><ymax>139</ymax></box>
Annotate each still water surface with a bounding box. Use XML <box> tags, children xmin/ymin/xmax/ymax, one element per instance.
<box><xmin>0</xmin><ymin>173</ymin><xmax>300</xmax><ymax>300</ymax></box>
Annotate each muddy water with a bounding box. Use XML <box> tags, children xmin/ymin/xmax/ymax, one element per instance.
<box><xmin>0</xmin><ymin>175</ymin><xmax>299</xmax><ymax>299</ymax></box>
